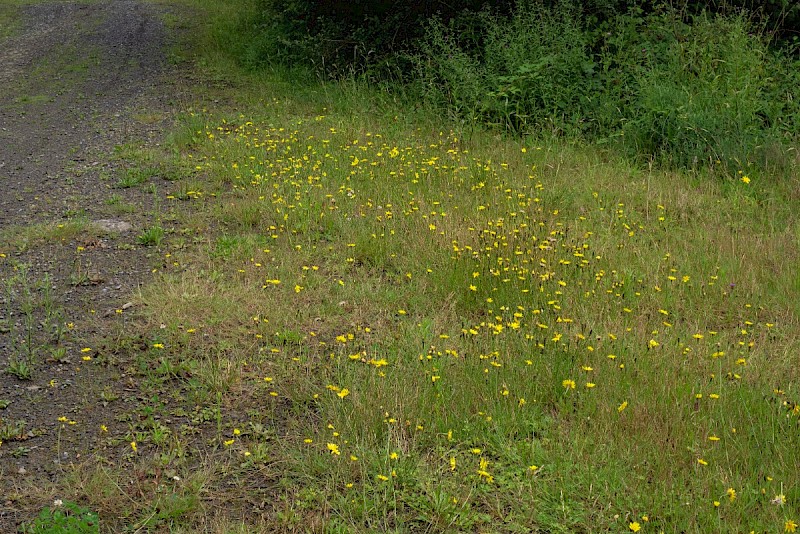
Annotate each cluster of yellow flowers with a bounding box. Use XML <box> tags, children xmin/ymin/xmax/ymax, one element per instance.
<box><xmin>144</xmin><ymin>110</ymin><xmax>795</xmax><ymax>530</ymax></box>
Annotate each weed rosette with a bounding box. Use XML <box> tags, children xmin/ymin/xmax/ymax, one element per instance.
<box><xmin>22</xmin><ymin>500</ymin><xmax>99</xmax><ymax>534</ymax></box>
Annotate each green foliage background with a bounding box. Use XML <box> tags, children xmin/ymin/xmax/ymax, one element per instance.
<box><xmin>235</xmin><ymin>0</ymin><xmax>799</xmax><ymax>172</ymax></box>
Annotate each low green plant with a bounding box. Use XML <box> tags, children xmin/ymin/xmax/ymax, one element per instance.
<box><xmin>1</xmin><ymin>264</ymin><xmax>68</xmax><ymax>379</ymax></box>
<box><xmin>137</xmin><ymin>225</ymin><xmax>165</xmax><ymax>246</ymax></box>
<box><xmin>6</xmin><ymin>356</ymin><xmax>33</xmax><ymax>380</ymax></box>
<box><xmin>116</xmin><ymin>166</ymin><xmax>158</xmax><ymax>189</ymax></box>
<box><xmin>0</xmin><ymin>418</ymin><xmax>26</xmax><ymax>441</ymax></box>
<box><xmin>21</xmin><ymin>501</ymin><xmax>99</xmax><ymax>534</ymax></box>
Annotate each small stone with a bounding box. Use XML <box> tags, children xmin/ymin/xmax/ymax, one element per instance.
<box><xmin>93</xmin><ymin>219</ymin><xmax>133</xmax><ymax>233</ymax></box>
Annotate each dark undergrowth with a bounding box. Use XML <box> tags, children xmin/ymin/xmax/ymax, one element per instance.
<box><xmin>231</xmin><ymin>0</ymin><xmax>799</xmax><ymax>176</ymax></box>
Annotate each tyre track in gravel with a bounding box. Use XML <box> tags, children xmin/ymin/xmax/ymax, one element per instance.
<box><xmin>0</xmin><ymin>0</ymin><xmax>168</xmax><ymax>224</ymax></box>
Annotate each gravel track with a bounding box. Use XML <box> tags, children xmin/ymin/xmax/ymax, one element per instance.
<box><xmin>0</xmin><ymin>1</ymin><xmax>190</xmax><ymax>528</ymax></box>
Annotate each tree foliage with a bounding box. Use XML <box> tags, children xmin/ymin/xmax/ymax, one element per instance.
<box><xmin>249</xmin><ymin>0</ymin><xmax>798</xmax><ymax>74</ymax></box>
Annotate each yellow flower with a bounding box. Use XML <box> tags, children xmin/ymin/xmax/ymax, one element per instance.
<box><xmin>618</xmin><ymin>401</ymin><xmax>628</xmax><ymax>412</ymax></box>
<box><xmin>727</xmin><ymin>487</ymin><xmax>736</xmax><ymax>502</ymax></box>
<box><xmin>741</xmin><ymin>176</ymin><xmax>751</xmax><ymax>184</ymax></box>
<box><xmin>337</xmin><ymin>388</ymin><xmax>350</xmax><ymax>399</ymax></box>
<box><xmin>629</xmin><ymin>522</ymin><xmax>641</xmax><ymax>532</ymax></box>
<box><xmin>562</xmin><ymin>379</ymin><xmax>576</xmax><ymax>390</ymax></box>
<box><xmin>327</xmin><ymin>443</ymin><xmax>341</xmax><ymax>455</ymax></box>
<box><xmin>131</xmin><ymin>441</ymin><xmax>137</xmax><ymax>453</ymax></box>
<box><xmin>786</xmin><ymin>519</ymin><xmax>798</xmax><ymax>532</ymax></box>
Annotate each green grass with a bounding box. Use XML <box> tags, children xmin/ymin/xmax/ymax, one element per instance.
<box><xmin>0</xmin><ymin>219</ymin><xmax>94</xmax><ymax>252</ymax></box>
<box><xmin>0</xmin><ymin>0</ymin><xmax>27</xmax><ymax>40</ymax></box>
<box><xmin>136</xmin><ymin>225</ymin><xmax>165</xmax><ymax>246</ymax></box>
<box><xmin>22</xmin><ymin>0</ymin><xmax>799</xmax><ymax>532</ymax></box>
<box><xmin>113</xmin><ymin>65</ymin><xmax>800</xmax><ymax>532</ymax></box>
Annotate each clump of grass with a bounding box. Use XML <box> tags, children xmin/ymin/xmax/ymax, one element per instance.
<box><xmin>105</xmin><ymin>194</ymin><xmax>124</xmax><ymax>205</ymax></box>
<box><xmin>0</xmin><ymin>418</ymin><xmax>27</xmax><ymax>442</ymax></box>
<box><xmin>0</xmin><ymin>220</ymin><xmax>92</xmax><ymax>252</ymax></box>
<box><xmin>2</xmin><ymin>264</ymin><xmax>65</xmax><ymax>380</ymax></box>
<box><xmin>137</xmin><ymin>225</ymin><xmax>165</xmax><ymax>246</ymax></box>
<box><xmin>116</xmin><ymin>166</ymin><xmax>159</xmax><ymax>189</ymax></box>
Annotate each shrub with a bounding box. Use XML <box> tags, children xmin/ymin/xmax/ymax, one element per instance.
<box><xmin>766</xmin><ymin>44</ymin><xmax>800</xmax><ymax>140</ymax></box>
<box><xmin>624</xmin><ymin>13</ymin><xmax>778</xmax><ymax>169</ymax></box>
<box><xmin>245</xmin><ymin>0</ymin><xmax>515</xmax><ymax>75</ymax></box>
<box><xmin>413</xmin><ymin>2</ymin><xmax>609</xmax><ymax>135</ymax></box>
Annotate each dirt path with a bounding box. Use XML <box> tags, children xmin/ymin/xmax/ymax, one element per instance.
<box><xmin>0</xmin><ymin>1</ymin><xmax>192</xmax><ymax>528</ymax></box>
<box><xmin>0</xmin><ymin>0</ymin><xmax>171</xmax><ymax>225</ymax></box>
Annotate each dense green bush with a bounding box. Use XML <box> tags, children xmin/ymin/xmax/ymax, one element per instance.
<box><xmin>624</xmin><ymin>14</ymin><xmax>777</xmax><ymax>169</ymax></box>
<box><xmin>243</xmin><ymin>0</ymin><xmax>514</xmax><ymax>75</ymax></box>
<box><xmin>766</xmin><ymin>45</ymin><xmax>800</xmax><ymax>138</ymax></box>
<box><xmin>413</xmin><ymin>3</ymin><xmax>605</xmax><ymax>135</ymax></box>
<box><xmin>237</xmin><ymin>0</ymin><xmax>798</xmax><ymax>171</ymax></box>
<box><xmin>412</xmin><ymin>3</ymin><xmax>795</xmax><ymax>169</ymax></box>
<box><xmin>244</xmin><ymin>0</ymin><xmax>798</xmax><ymax>74</ymax></box>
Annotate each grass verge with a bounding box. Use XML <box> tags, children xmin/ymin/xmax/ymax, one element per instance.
<box><xmin>16</xmin><ymin>0</ymin><xmax>800</xmax><ymax>532</ymax></box>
